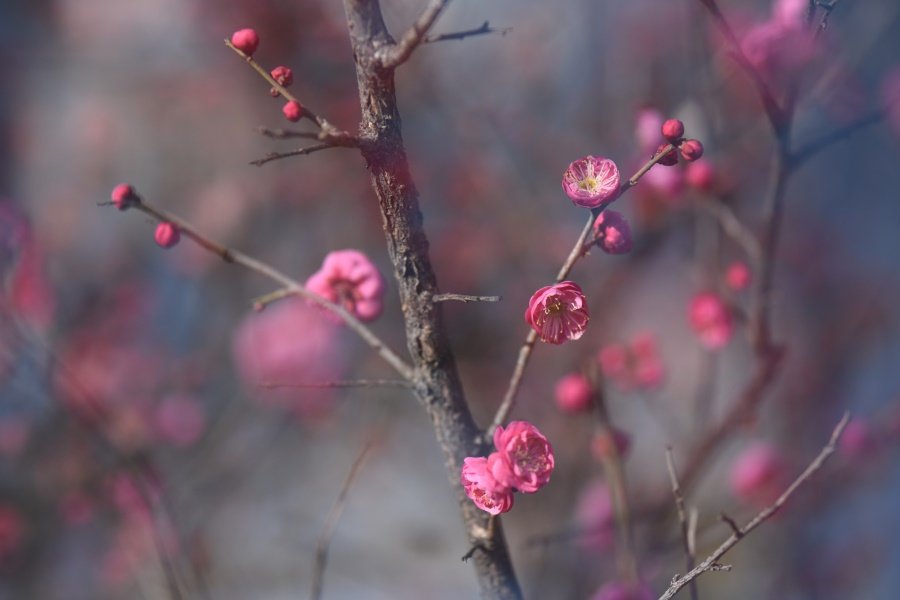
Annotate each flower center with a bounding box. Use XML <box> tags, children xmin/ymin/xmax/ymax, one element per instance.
<box><xmin>544</xmin><ymin>296</ymin><xmax>563</xmax><ymax>315</ymax></box>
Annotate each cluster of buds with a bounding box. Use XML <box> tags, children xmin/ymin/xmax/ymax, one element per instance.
<box><xmin>109</xmin><ymin>184</ymin><xmax>180</xmax><ymax>250</ymax></box>
<box><xmin>655</xmin><ymin>118</ymin><xmax>704</xmax><ymax>166</ymax></box>
<box><xmin>460</xmin><ymin>421</ymin><xmax>555</xmax><ymax>515</ymax></box>
<box><xmin>229</xmin><ymin>28</ymin><xmax>305</xmax><ymax>123</ymax></box>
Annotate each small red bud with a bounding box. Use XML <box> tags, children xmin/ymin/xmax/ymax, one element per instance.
<box><xmin>230</xmin><ymin>28</ymin><xmax>259</xmax><ymax>56</ymax></box>
<box><xmin>270</xmin><ymin>66</ymin><xmax>293</xmax><ymax>87</ymax></box>
<box><xmin>680</xmin><ymin>139</ymin><xmax>704</xmax><ymax>162</ymax></box>
<box><xmin>661</xmin><ymin>118</ymin><xmax>685</xmax><ymax>142</ymax></box>
<box><xmin>282</xmin><ymin>100</ymin><xmax>304</xmax><ymax>122</ymax></box>
<box><xmin>269</xmin><ymin>87</ymin><xmax>280</xmax><ymax>98</ymax></box>
<box><xmin>110</xmin><ymin>183</ymin><xmax>136</xmax><ymax>210</ymax></box>
<box><xmin>655</xmin><ymin>143</ymin><xmax>678</xmax><ymax>166</ymax></box>
<box><xmin>154</xmin><ymin>222</ymin><xmax>180</xmax><ymax>249</ymax></box>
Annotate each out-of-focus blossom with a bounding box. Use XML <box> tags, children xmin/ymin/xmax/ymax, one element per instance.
<box><xmin>491</xmin><ymin>421</ymin><xmax>555</xmax><ymax>493</ymax></box>
<box><xmin>635</xmin><ymin>107</ymin><xmax>664</xmax><ymax>153</ymax></box>
<box><xmin>460</xmin><ymin>456</ymin><xmax>514</xmax><ymax>515</ymax></box>
<box><xmin>554</xmin><ymin>373</ymin><xmax>593</xmax><ymax>413</ymax></box>
<box><xmin>562</xmin><ymin>156</ymin><xmax>621</xmax><ymax>208</ymax></box>
<box><xmin>741</xmin><ymin>15</ymin><xmax>819</xmax><ymax>85</ymax></box>
<box><xmin>574</xmin><ymin>480</ymin><xmax>615</xmax><ymax>553</ymax></box>
<box><xmin>685</xmin><ymin>159</ymin><xmax>716</xmax><ymax>192</ymax></box>
<box><xmin>839</xmin><ymin>419</ymin><xmax>878</xmax><ymax>459</ymax></box>
<box><xmin>598</xmin><ymin>332</ymin><xmax>666</xmax><ymax>391</ymax></box>
<box><xmin>525</xmin><ymin>281</ymin><xmax>590</xmax><ymax>345</ymax></box>
<box><xmin>591</xmin><ymin>427</ymin><xmax>631</xmax><ymax>461</ymax></box>
<box><xmin>590</xmin><ymin>580</ymin><xmax>656</xmax><ymax>600</ymax></box>
<box><xmin>305</xmin><ymin>249</ymin><xmax>385</xmax><ymax>322</ymax></box>
<box><xmin>725</xmin><ymin>261</ymin><xmax>752</xmax><ymax>291</ymax></box>
<box><xmin>688</xmin><ymin>292</ymin><xmax>733</xmax><ymax>349</ymax></box>
<box><xmin>154</xmin><ymin>393</ymin><xmax>206</xmax><ymax>447</ymax></box>
<box><xmin>593</xmin><ymin>210</ymin><xmax>634</xmax><ymax>255</ymax></box>
<box><xmin>730</xmin><ymin>442</ymin><xmax>787</xmax><ymax>504</ymax></box>
<box><xmin>641</xmin><ymin>161</ymin><xmax>684</xmax><ymax>203</ymax></box>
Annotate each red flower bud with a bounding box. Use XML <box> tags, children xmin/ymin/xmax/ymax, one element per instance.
<box><xmin>661</xmin><ymin>118</ymin><xmax>685</xmax><ymax>142</ymax></box>
<box><xmin>154</xmin><ymin>222</ymin><xmax>180</xmax><ymax>249</ymax></box>
<box><xmin>230</xmin><ymin>28</ymin><xmax>259</xmax><ymax>56</ymax></box>
<box><xmin>680</xmin><ymin>139</ymin><xmax>704</xmax><ymax>162</ymax></box>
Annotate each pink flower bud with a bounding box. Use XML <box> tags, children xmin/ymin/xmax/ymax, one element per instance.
<box><xmin>661</xmin><ymin>118</ymin><xmax>685</xmax><ymax>142</ymax></box>
<box><xmin>492</xmin><ymin>421</ymin><xmax>555</xmax><ymax>493</ymax></box>
<box><xmin>554</xmin><ymin>373</ymin><xmax>592</xmax><ymax>413</ymax></box>
<box><xmin>730</xmin><ymin>442</ymin><xmax>786</xmax><ymax>504</ymax></box>
<box><xmin>593</xmin><ymin>210</ymin><xmax>633</xmax><ymax>255</ymax></box>
<box><xmin>679</xmin><ymin>139</ymin><xmax>704</xmax><ymax>162</ymax></box>
<box><xmin>591</xmin><ymin>581</ymin><xmax>655</xmax><ymax>600</ymax></box>
<box><xmin>110</xmin><ymin>183</ymin><xmax>136</xmax><ymax>210</ymax></box>
<box><xmin>562</xmin><ymin>156</ymin><xmax>621</xmax><ymax>208</ymax></box>
<box><xmin>283</xmin><ymin>100</ymin><xmax>304</xmax><ymax>122</ymax></box>
<box><xmin>270</xmin><ymin>65</ymin><xmax>293</xmax><ymax>87</ymax></box>
<box><xmin>591</xmin><ymin>427</ymin><xmax>631</xmax><ymax>461</ymax></box>
<box><xmin>725</xmin><ymin>261</ymin><xmax>752</xmax><ymax>291</ymax></box>
<box><xmin>524</xmin><ymin>281</ymin><xmax>590</xmax><ymax>345</ymax></box>
<box><xmin>305</xmin><ymin>249</ymin><xmax>385</xmax><ymax>322</ymax></box>
<box><xmin>688</xmin><ymin>292</ymin><xmax>732</xmax><ymax>349</ymax></box>
<box><xmin>460</xmin><ymin>456</ymin><xmax>514</xmax><ymax>515</ymax></box>
<box><xmin>685</xmin><ymin>159</ymin><xmax>715</xmax><ymax>191</ymax></box>
<box><xmin>655</xmin><ymin>143</ymin><xmax>679</xmax><ymax>166</ymax></box>
<box><xmin>154</xmin><ymin>222</ymin><xmax>180</xmax><ymax>249</ymax></box>
<box><xmin>230</xmin><ymin>28</ymin><xmax>259</xmax><ymax>56</ymax></box>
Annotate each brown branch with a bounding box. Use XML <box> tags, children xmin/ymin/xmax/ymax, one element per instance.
<box><xmin>658</xmin><ymin>412</ymin><xmax>850</xmax><ymax>600</ymax></box>
<box><xmin>379</xmin><ymin>0</ymin><xmax>452</xmax><ymax>69</ymax></box>
<box><xmin>488</xmin><ymin>145</ymin><xmax>681</xmax><ymax>436</ymax></box>
<box><xmin>697</xmin><ymin>198</ymin><xmax>762</xmax><ymax>267</ymax></box>
<box><xmin>260</xmin><ymin>379</ymin><xmax>413</xmax><ymax>390</ymax></box>
<box><xmin>310</xmin><ymin>439</ymin><xmax>377</xmax><ymax>600</ymax></box>
<box><xmin>110</xmin><ymin>195</ymin><xmax>415</xmax><ymax>381</ymax></box>
<box><xmin>424</xmin><ymin>21</ymin><xmax>512</xmax><ymax>43</ymax></box>
<box><xmin>666</xmin><ymin>448</ymin><xmax>698</xmax><ymax>600</ymax></box>
<box><xmin>250</xmin><ymin>143</ymin><xmax>348</xmax><ymax>167</ymax></box>
<box><xmin>433</xmin><ymin>293</ymin><xmax>501</xmax><ymax>303</ymax></box>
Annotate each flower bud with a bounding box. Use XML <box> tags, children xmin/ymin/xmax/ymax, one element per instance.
<box><xmin>110</xmin><ymin>184</ymin><xmax>136</xmax><ymax>210</ymax></box>
<box><xmin>680</xmin><ymin>139</ymin><xmax>704</xmax><ymax>162</ymax></box>
<box><xmin>154</xmin><ymin>222</ymin><xmax>180</xmax><ymax>249</ymax></box>
<box><xmin>230</xmin><ymin>28</ymin><xmax>260</xmax><ymax>56</ymax></box>
<box><xmin>661</xmin><ymin>118</ymin><xmax>685</xmax><ymax>142</ymax></box>
<box><xmin>282</xmin><ymin>100</ymin><xmax>304</xmax><ymax>122</ymax></box>
<box><xmin>271</xmin><ymin>66</ymin><xmax>293</xmax><ymax>87</ymax></box>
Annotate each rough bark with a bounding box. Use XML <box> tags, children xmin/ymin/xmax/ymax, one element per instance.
<box><xmin>341</xmin><ymin>1</ymin><xmax>522</xmax><ymax>598</ymax></box>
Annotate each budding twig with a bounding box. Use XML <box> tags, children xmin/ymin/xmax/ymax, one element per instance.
<box><xmin>657</xmin><ymin>412</ymin><xmax>851</xmax><ymax>600</ymax></box>
<box><xmin>250</xmin><ymin>143</ymin><xmax>350</xmax><ymax>167</ymax></box>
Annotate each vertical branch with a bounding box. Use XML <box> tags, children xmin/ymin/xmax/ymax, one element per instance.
<box><xmin>341</xmin><ymin>1</ymin><xmax>521</xmax><ymax>598</ymax></box>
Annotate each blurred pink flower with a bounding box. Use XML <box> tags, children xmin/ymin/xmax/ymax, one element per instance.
<box><xmin>725</xmin><ymin>261</ymin><xmax>752</xmax><ymax>291</ymax></box>
<box><xmin>524</xmin><ymin>281</ymin><xmax>590</xmax><ymax>345</ymax></box>
<box><xmin>593</xmin><ymin>210</ymin><xmax>634</xmax><ymax>255</ymax></box>
<box><xmin>635</xmin><ymin>107</ymin><xmax>664</xmax><ymax>154</ymax></box>
<box><xmin>562</xmin><ymin>156</ymin><xmax>621</xmax><ymax>208</ymax></box>
<box><xmin>574</xmin><ymin>480</ymin><xmax>615</xmax><ymax>553</ymax></box>
<box><xmin>685</xmin><ymin>159</ymin><xmax>716</xmax><ymax>192</ymax></box>
<box><xmin>154</xmin><ymin>393</ymin><xmax>206</xmax><ymax>447</ymax></box>
<box><xmin>554</xmin><ymin>373</ymin><xmax>593</xmax><ymax>413</ymax></box>
<box><xmin>730</xmin><ymin>442</ymin><xmax>787</xmax><ymax>504</ymax></box>
<box><xmin>491</xmin><ymin>421</ymin><xmax>554</xmax><ymax>493</ymax></box>
<box><xmin>689</xmin><ymin>292</ymin><xmax>733</xmax><ymax>349</ymax></box>
<box><xmin>598</xmin><ymin>332</ymin><xmax>666</xmax><ymax>391</ymax></box>
<box><xmin>0</xmin><ymin>504</ymin><xmax>24</xmax><ymax>563</ymax></box>
<box><xmin>305</xmin><ymin>249</ymin><xmax>385</xmax><ymax>322</ymax></box>
<box><xmin>839</xmin><ymin>419</ymin><xmax>877</xmax><ymax>459</ymax></box>
<box><xmin>460</xmin><ymin>456</ymin><xmax>514</xmax><ymax>515</ymax></box>
<box><xmin>591</xmin><ymin>580</ymin><xmax>655</xmax><ymax>600</ymax></box>
<box><xmin>641</xmin><ymin>161</ymin><xmax>684</xmax><ymax>203</ymax></box>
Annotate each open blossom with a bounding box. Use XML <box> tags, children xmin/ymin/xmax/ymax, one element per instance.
<box><xmin>305</xmin><ymin>249</ymin><xmax>385</xmax><ymax>322</ymax></box>
<box><xmin>730</xmin><ymin>442</ymin><xmax>787</xmax><ymax>505</ymax></box>
<box><xmin>562</xmin><ymin>156</ymin><xmax>621</xmax><ymax>208</ymax></box>
<box><xmin>593</xmin><ymin>210</ymin><xmax>633</xmax><ymax>255</ymax></box>
<box><xmin>491</xmin><ymin>421</ymin><xmax>555</xmax><ymax>493</ymax></box>
<box><xmin>460</xmin><ymin>456</ymin><xmax>514</xmax><ymax>515</ymax></box>
<box><xmin>688</xmin><ymin>292</ymin><xmax>733</xmax><ymax>349</ymax></box>
<box><xmin>525</xmin><ymin>281</ymin><xmax>590</xmax><ymax>345</ymax></box>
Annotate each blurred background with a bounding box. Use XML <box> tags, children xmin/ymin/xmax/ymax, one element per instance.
<box><xmin>1</xmin><ymin>0</ymin><xmax>900</xmax><ymax>598</ymax></box>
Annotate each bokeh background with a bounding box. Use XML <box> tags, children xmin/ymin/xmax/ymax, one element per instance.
<box><xmin>1</xmin><ymin>0</ymin><xmax>900</xmax><ymax>598</ymax></box>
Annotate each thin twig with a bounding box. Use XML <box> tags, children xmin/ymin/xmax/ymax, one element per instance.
<box><xmin>250</xmin><ymin>143</ymin><xmax>346</xmax><ymax>167</ymax></box>
<box><xmin>260</xmin><ymin>379</ymin><xmax>413</xmax><ymax>390</ymax></box>
<box><xmin>424</xmin><ymin>21</ymin><xmax>512</xmax><ymax>43</ymax></box>
<box><xmin>718</xmin><ymin>512</ymin><xmax>742</xmax><ymax>538</ymax></box>
<box><xmin>432</xmin><ymin>293</ymin><xmax>501</xmax><ymax>303</ymax></box>
<box><xmin>257</xmin><ymin>127</ymin><xmax>326</xmax><ymax>140</ymax></box>
<box><xmin>380</xmin><ymin>0</ymin><xmax>452</xmax><ymax>69</ymax></box>
<box><xmin>791</xmin><ymin>110</ymin><xmax>884</xmax><ymax>167</ymax></box>
<box><xmin>657</xmin><ymin>412</ymin><xmax>851</xmax><ymax>600</ymax></box>
<box><xmin>310</xmin><ymin>439</ymin><xmax>377</xmax><ymax>600</ymax></box>
<box><xmin>252</xmin><ymin>287</ymin><xmax>297</xmax><ymax>311</ymax></box>
<box><xmin>666</xmin><ymin>448</ymin><xmax>698</xmax><ymax>600</ymax></box>
<box><xmin>110</xmin><ymin>196</ymin><xmax>415</xmax><ymax>381</ymax></box>
<box><xmin>487</xmin><ymin>146</ymin><xmax>680</xmax><ymax>436</ymax></box>
<box><xmin>697</xmin><ymin>198</ymin><xmax>762</xmax><ymax>267</ymax></box>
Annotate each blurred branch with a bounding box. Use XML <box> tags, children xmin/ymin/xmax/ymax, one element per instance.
<box><xmin>666</xmin><ymin>448</ymin><xmax>698</xmax><ymax>600</ymax></box>
<box><xmin>791</xmin><ymin>110</ymin><xmax>885</xmax><ymax>167</ymax></box>
<box><xmin>379</xmin><ymin>0</ymin><xmax>452</xmax><ymax>69</ymax></box>
<box><xmin>310</xmin><ymin>438</ymin><xmax>378</xmax><ymax>600</ymax></box>
<box><xmin>658</xmin><ymin>412</ymin><xmax>851</xmax><ymax>600</ymax></box>
<box><xmin>260</xmin><ymin>379</ymin><xmax>413</xmax><ymax>389</ymax></box>
<box><xmin>424</xmin><ymin>21</ymin><xmax>512</xmax><ymax>43</ymax></box>
<box><xmin>697</xmin><ymin>197</ymin><xmax>762</xmax><ymax>266</ymax></box>
<box><xmin>250</xmin><ymin>141</ymin><xmax>355</xmax><ymax>167</ymax></box>
<box><xmin>488</xmin><ymin>143</ymin><xmax>682</xmax><ymax>437</ymax></box>
<box><xmin>432</xmin><ymin>293</ymin><xmax>501</xmax><ymax>303</ymax></box>
<box><xmin>108</xmin><ymin>196</ymin><xmax>415</xmax><ymax>381</ymax></box>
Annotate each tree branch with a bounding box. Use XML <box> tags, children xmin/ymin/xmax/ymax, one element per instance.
<box><xmin>379</xmin><ymin>0</ymin><xmax>452</xmax><ymax>69</ymax></box>
<box><xmin>666</xmin><ymin>448</ymin><xmax>699</xmax><ymax>600</ymax></box>
<box><xmin>424</xmin><ymin>21</ymin><xmax>512</xmax><ymax>43</ymax></box>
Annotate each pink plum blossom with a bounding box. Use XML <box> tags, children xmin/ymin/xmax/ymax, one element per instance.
<box><xmin>305</xmin><ymin>249</ymin><xmax>385</xmax><ymax>322</ymax></box>
<box><xmin>491</xmin><ymin>421</ymin><xmax>554</xmax><ymax>493</ymax></box>
<box><xmin>688</xmin><ymin>292</ymin><xmax>733</xmax><ymax>349</ymax></box>
<box><xmin>598</xmin><ymin>333</ymin><xmax>666</xmax><ymax>391</ymax></box>
<box><xmin>635</xmin><ymin>107</ymin><xmax>664</xmax><ymax>153</ymax></box>
<box><xmin>460</xmin><ymin>456</ymin><xmax>514</xmax><ymax>515</ymax></box>
<box><xmin>593</xmin><ymin>210</ymin><xmax>634</xmax><ymax>255</ymax></box>
<box><xmin>730</xmin><ymin>442</ymin><xmax>787</xmax><ymax>505</ymax></box>
<box><xmin>524</xmin><ymin>281</ymin><xmax>590</xmax><ymax>345</ymax></box>
<box><xmin>685</xmin><ymin>159</ymin><xmax>716</xmax><ymax>191</ymax></box>
<box><xmin>725</xmin><ymin>261</ymin><xmax>752</xmax><ymax>291</ymax></box>
<box><xmin>562</xmin><ymin>156</ymin><xmax>621</xmax><ymax>208</ymax></box>
<box><xmin>574</xmin><ymin>480</ymin><xmax>615</xmax><ymax>553</ymax></box>
<box><xmin>554</xmin><ymin>373</ymin><xmax>593</xmax><ymax>413</ymax></box>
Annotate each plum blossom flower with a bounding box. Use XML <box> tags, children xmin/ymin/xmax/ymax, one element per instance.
<box><xmin>491</xmin><ymin>421</ymin><xmax>555</xmax><ymax>493</ymax></box>
<box><xmin>593</xmin><ymin>210</ymin><xmax>633</xmax><ymax>255</ymax></box>
<box><xmin>525</xmin><ymin>281</ymin><xmax>590</xmax><ymax>345</ymax></box>
<box><xmin>562</xmin><ymin>156</ymin><xmax>621</xmax><ymax>208</ymax></box>
<box><xmin>688</xmin><ymin>292</ymin><xmax>733</xmax><ymax>349</ymax></box>
<box><xmin>554</xmin><ymin>373</ymin><xmax>592</xmax><ymax>413</ymax></box>
<box><xmin>460</xmin><ymin>456</ymin><xmax>514</xmax><ymax>515</ymax></box>
<box><xmin>730</xmin><ymin>442</ymin><xmax>787</xmax><ymax>505</ymax></box>
<box><xmin>574</xmin><ymin>480</ymin><xmax>615</xmax><ymax>553</ymax></box>
<box><xmin>305</xmin><ymin>249</ymin><xmax>385</xmax><ymax>322</ymax></box>
<box><xmin>598</xmin><ymin>332</ymin><xmax>666</xmax><ymax>391</ymax></box>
